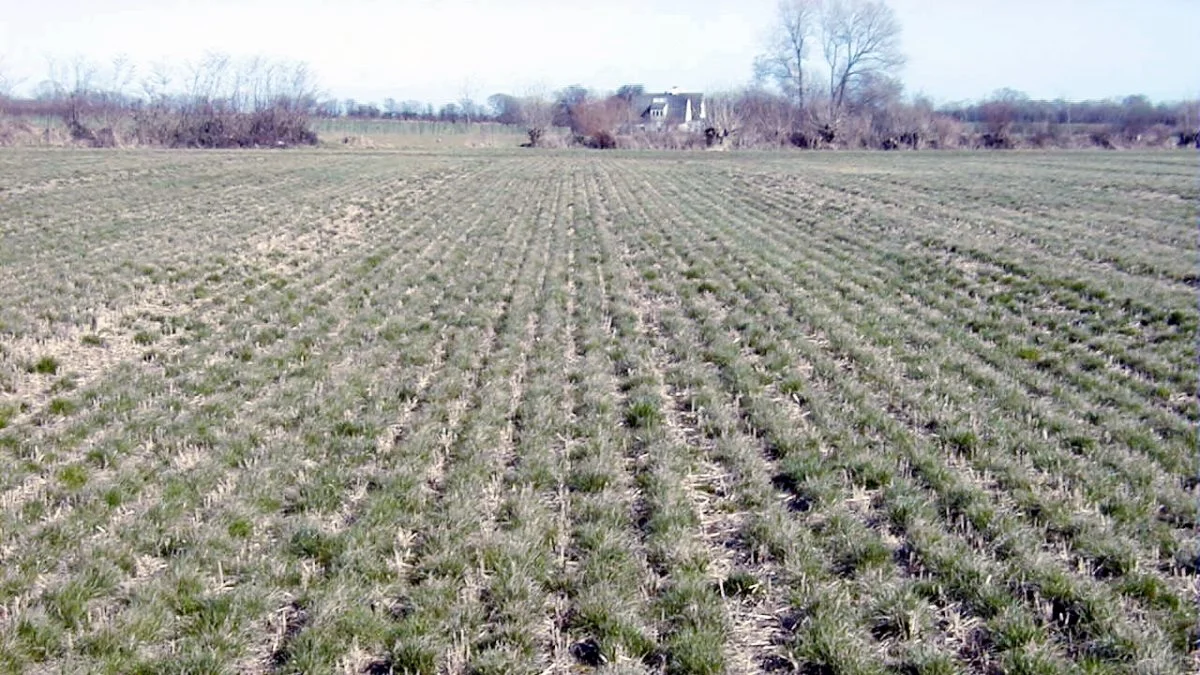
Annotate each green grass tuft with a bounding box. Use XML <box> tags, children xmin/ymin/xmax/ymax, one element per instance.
<box><xmin>720</xmin><ymin>570</ymin><xmax>761</xmax><ymax>598</ymax></box>
<box><xmin>625</xmin><ymin>398</ymin><xmax>662</xmax><ymax>429</ymax></box>
<box><xmin>58</xmin><ymin>464</ymin><xmax>89</xmax><ymax>490</ymax></box>
<box><xmin>30</xmin><ymin>356</ymin><xmax>60</xmax><ymax>375</ymax></box>
<box><xmin>47</xmin><ymin>398</ymin><xmax>78</xmax><ymax>416</ymax></box>
<box><xmin>227</xmin><ymin>518</ymin><xmax>253</xmax><ymax>539</ymax></box>
<box><xmin>288</xmin><ymin>528</ymin><xmax>345</xmax><ymax>569</ymax></box>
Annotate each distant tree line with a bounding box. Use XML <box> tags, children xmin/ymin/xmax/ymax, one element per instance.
<box><xmin>733</xmin><ymin>0</ymin><xmax>1199</xmax><ymax>150</ymax></box>
<box><xmin>938</xmin><ymin>90</ymin><xmax>1198</xmax><ymax>149</ymax></box>
<box><xmin>484</xmin><ymin>0</ymin><xmax>1200</xmax><ymax>150</ymax></box>
<box><xmin>463</xmin><ymin>85</ymin><xmax>1199</xmax><ymax>151</ymax></box>
<box><xmin>2</xmin><ymin>12</ymin><xmax>1197</xmax><ymax>152</ymax></box>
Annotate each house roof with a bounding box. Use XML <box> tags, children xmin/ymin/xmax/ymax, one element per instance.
<box><xmin>633</xmin><ymin>92</ymin><xmax>704</xmax><ymax>122</ymax></box>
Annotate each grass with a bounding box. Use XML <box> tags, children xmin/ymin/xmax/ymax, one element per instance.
<box><xmin>624</xmin><ymin>397</ymin><xmax>662</xmax><ymax>429</ymax></box>
<box><xmin>313</xmin><ymin>118</ymin><xmax>529</xmax><ymax>150</ymax></box>
<box><xmin>0</xmin><ymin>147</ymin><xmax>1194</xmax><ymax>673</ymax></box>
<box><xmin>0</xmin><ymin>403</ymin><xmax>16</xmax><ymax>429</ymax></box>
<box><xmin>28</xmin><ymin>356</ymin><xmax>59</xmax><ymax>375</ymax></box>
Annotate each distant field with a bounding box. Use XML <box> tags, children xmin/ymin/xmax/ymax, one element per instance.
<box><xmin>0</xmin><ymin>148</ymin><xmax>1195</xmax><ymax>674</ymax></box>
<box><xmin>312</xmin><ymin>118</ymin><xmax>528</xmax><ymax>149</ymax></box>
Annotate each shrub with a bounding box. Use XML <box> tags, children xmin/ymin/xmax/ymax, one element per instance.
<box><xmin>981</xmin><ymin>132</ymin><xmax>1012</xmax><ymax>149</ymax></box>
<box><xmin>128</xmin><ymin>105</ymin><xmax>319</xmax><ymax>149</ymax></box>
<box><xmin>584</xmin><ymin>130</ymin><xmax>617</xmax><ymax>150</ymax></box>
<box><xmin>1089</xmin><ymin>129</ymin><xmax>1116</xmax><ymax>149</ymax></box>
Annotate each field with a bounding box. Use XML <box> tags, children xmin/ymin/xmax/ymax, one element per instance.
<box><xmin>0</xmin><ymin>147</ymin><xmax>1195</xmax><ymax>674</ymax></box>
<box><xmin>311</xmin><ymin>119</ymin><xmax>529</xmax><ymax>150</ymax></box>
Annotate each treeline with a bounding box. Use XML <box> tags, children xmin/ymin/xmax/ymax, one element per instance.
<box><xmin>8</xmin><ymin>75</ymin><xmax>1194</xmax><ymax>151</ymax></box>
<box><xmin>722</xmin><ymin>0</ymin><xmax>1199</xmax><ymax>150</ymax></box>
<box><xmin>426</xmin><ymin>85</ymin><xmax>1200</xmax><ymax>151</ymax></box>
<box><xmin>312</xmin><ymin>99</ymin><xmax>485</xmax><ymax>123</ymax></box>
<box><xmin>698</xmin><ymin>88</ymin><xmax>1200</xmax><ymax>150</ymax></box>
<box><xmin>475</xmin><ymin>0</ymin><xmax>1200</xmax><ymax>150</ymax></box>
<box><xmin>3</xmin><ymin>17</ymin><xmax>1198</xmax><ymax>152</ymax></box>
<box><xmin>938</xmin><ymin>91</ymin><xmax>1199</xmax><ymax>149</ymax></box>
<box><xmin>0</xmin><ymin>55</ymin><xmax>319</xmax><ymax>148</ymax></box>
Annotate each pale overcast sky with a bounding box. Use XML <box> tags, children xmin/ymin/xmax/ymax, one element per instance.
<box><xmin>0</xmin><ymin>0</ymin><xmax>1195</xmax><ymax>104</ymax></box>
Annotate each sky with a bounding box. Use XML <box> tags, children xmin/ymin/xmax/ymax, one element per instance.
<box><xmin>1</xmin><ymin>0</ymin><xmax>1196</xmax><ymax>105</ymax></box>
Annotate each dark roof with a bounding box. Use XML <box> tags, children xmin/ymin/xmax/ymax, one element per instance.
<box><xmin>632</xmin><ymin>92</ymin><xmax>704</xmax><ymax>124</ymax></box>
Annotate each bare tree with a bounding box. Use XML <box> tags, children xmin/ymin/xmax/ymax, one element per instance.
<box><xmin>402</xmin><ymin>100</ymin><xmax>426</xmax><ymax>119</ymax></box>
<box><xmin>140</xmin><ymin>60</ymin><xmax>173</xmax><ymax>103</ymax></box>
<box><xmin>569</xmin><ymin>96</ymin><xmax>627</xmax><ymax>147</ymax></box>
<box><xmin>980</xmin><ymin>88</ymin><xmax>1027</xmax><ymax>147</ymax></box>
<box><xmin>754</xmin><ymin>0</ymin><xmax>820</xmax><ymax>112</ymax></box>
<box><xmin>242</xmin><ymin>55</ymin><xmax>269</xmax><ymax>111</ymax></box>
<box><xmin>41</xmin><ymin>55</ymin><xmax>99</xmax><ymax>136</ymax></box>
<box><xmin>42</xmin><ymin>55</ymin><xmax>96</xmax><ymax>99</ymax></box>
<box><xmin>182</xmin><ymin>52</ymin><xmax>232</xmax><ymax>111</ymax></box>
<box><xmin>821</xmin><ymin>0</ymin><xmax>904</xmax><ymax>124</ymax></box>
<box><xmin>459</xmin><ymin>78</ymin><xmax>478</xmax><ymax>125</ymax></box>
<box><xmin>487</xmin><ymin>93</ymin><xmax>521</xmax><ymax>125</ymax></box>
<box><xmin>554</xmin><ymin>85</ymin><xmax>589</xmax><ymax>128</ymax></box>
<box><xmin>703</xmin><ymin>92</ymin><xmax>742</xmax><ymax>146</ymax></box>
<box><xmin>615</xmin><ymin>84</ymin><xmax>645</xmax><ymax>103</ymax></box>
<box><xmin>519</xmin><ymin>91</ymin><xmax>555</xmax><ymax>147</ymax></box>
<box><xmin>108</xmin><ymin>55</ymin><xmax>135</xmax><ymax>97</ymax></box>
<box><xmin>0</xmin><ymin>55</ymin><xmax>18</xmax><ymax>98</ymax></box>
<box><xmin>849</xmin><ymin>73</ymin><xmax>904</xmax><ymax>147</ymax></box>
<box><xmin>95</xmin><ymin>54</ymin><xmax>136</xmax><ymax>127</ymax></box>
<box><xmin>438</xmin><ymin>102</ymin><xmax>461</xmax><ymax>122</ymax></box>
<box><xmin>279</xmin><ymin>60</ymin><xmax>319</xmax><ymax>113</ymax></box>
<box><xmin>736</xmin><ymin>88</ymin><xmax>794</xmax><ymax>146</ymax></box>
<box><xmin>1184</xmin><ymin>97</ymin><xmax>1199</xmax><ymax>133</ymax></box>
<box><xmin>317</xmin><ymin>99</ymin><xmax>341</xmax><ymax>117</ymax></box>
<box><xmin>905</xmin><ymin>94</ymin><xmax>937</xmax><ymax>149</ymax></box>
<box><xmin>0</xmin><ymin>56</ymin><xmax>16</xmax><ymax>115</ymax></box>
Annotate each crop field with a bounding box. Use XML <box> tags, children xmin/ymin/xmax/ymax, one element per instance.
<box><xmin>0</xmin><ymin>148</ymin><xmax>1195</xmax><ymax>674</ymax></box>
<box><xmin>312</xmin><ymin>120</ymin><xmax>528</xmax><ymax>150</ymax></box>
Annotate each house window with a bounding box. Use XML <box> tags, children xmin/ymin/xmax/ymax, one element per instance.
<box><xmin>652</xmin><ymin>97</ymin><xmax>666</xmax><ymax>103</ymax></box>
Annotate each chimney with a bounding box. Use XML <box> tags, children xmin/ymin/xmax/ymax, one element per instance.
<box><xmin>669</xmin><ymin>86</ymin><xmax>681</xmax><ymax>96</ymax></box>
